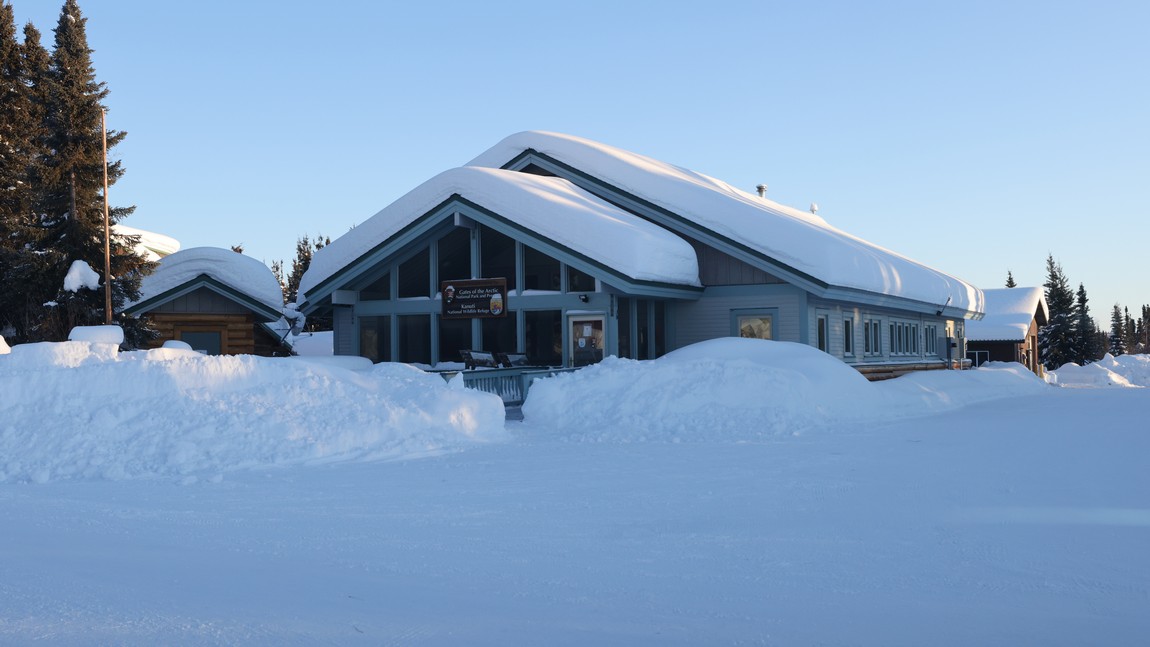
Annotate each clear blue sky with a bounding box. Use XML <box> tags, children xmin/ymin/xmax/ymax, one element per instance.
<box><xmin>13</xmin><ymin>1</ymin><xmax>1149</xmax><ymax>319</ymax></box>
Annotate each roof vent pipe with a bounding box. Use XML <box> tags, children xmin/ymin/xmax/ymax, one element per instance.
<box><xmin>756</xmin><ymin>184</ymin><xmax>767</xmax><ymax>198</ymax></box>
<box><xmin>809</xmin><ymin>202</ymin><xmax>819</xmax><ymax>214</ymax></box>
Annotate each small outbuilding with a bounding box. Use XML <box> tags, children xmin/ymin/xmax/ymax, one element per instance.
<box><xmin>964</xmin><ymin>287</ymin><xmax>1048</xmax><ymax>376</ymax></box>
<box><xmin>124</xmin><ymin>247</ymin><xmax>288</xmax><ymax>356</ymax></box>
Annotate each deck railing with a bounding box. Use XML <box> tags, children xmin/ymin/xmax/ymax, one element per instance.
<box><xmin>436</xmin><ymin>366</ymin><xmax>577</xmax><ymax>406</ymax></box>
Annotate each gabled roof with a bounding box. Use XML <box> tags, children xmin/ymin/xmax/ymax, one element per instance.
<box><xmin>298</xmin><ymin>166</ymin><xmax>701</xmax><ymax>306</ymax></box>
<box><xmin>469</xmin><ymin>131</ymin><xmax>984</xmax><ymax>316</ymax></box>
<box><xmin>124</xmin><ymin>247</ymin><xmax>285</xmax><ymax>322</ymax></box>
<box><xmin>965</xmin><ymin>287</ymin><xmax>1048</xmax><ymax>341</ymax></box>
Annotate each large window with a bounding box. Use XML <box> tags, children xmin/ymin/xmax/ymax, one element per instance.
<box><xmin>523</xmin><ymin>246</ymin><xmax>561</xmax><ymax>291</ymax></box>
<box><xmin>360</xmin><ymin>272</ymin><xmax>391</xmax><ymax>301</ymax></box>
<box><xmin>817</xmin><ymin>316</ymin><xmax>829</xmax><ymax>352</ymax></box>
<box><xmin>398</xmin><ymin>248</ymin><xmax>430</xmax><ymax>298</ymax></box>
<box><xmin>567</xmin><ymin>265</ymin><xmax>596</xmax><ymax>293</ymax></box>
<box><xmin>653</xmin><ymin>302</ymin><xmax>666</xmax><ymax>358</ymax></box>
<box><xmin>843</xmin><ymin>318</ymin><xmax>855</xmax><ymax>356</ymax></box>
<box><xmin>525</xmin><ymin>310</ymin><xmax>562</xmax><ymax>366</ymax></box>
<box><xmin>398</xmin><ymin>314</ymin><xmax>430</xmax><ymax>364</ymax></box>
<box><xmin>925</xmin><ymin>324</ymin><xmax>938</xmax><ymax>355</ymax></box>
<box><xmin>637</xmin><ymin>300</ymin><xmax>650</xmax><ymax>360</ymax></box>
<box><xmin>482</xmin><ymin>315</ymin><xmax>517</xmax><ymax>355</ymax></box>
<box><xmin>438</xmin><ymin>228</ymin><xmax>471</xmax><ymax>286</ymax></box>
<box><xmin>359</xmin><ymin>315</ymin><xmax>391</xmax><ymax>362</ymax></box>
<box><xmin>438</xmin><ymin>317</ymin><xmax>472</xmax><ymax>365</ymax></box>
<box><xmin>480</xmin><ymin>226</ymin><xmax>516</xmax><ymax>291</ymax></box>
<box><xmin>617</xmin><ymin>298</ymin><xmax>632</xmax><ymax>358</ymax></box>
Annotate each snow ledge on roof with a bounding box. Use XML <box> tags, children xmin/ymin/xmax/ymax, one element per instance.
<box><xmin>299</xmin><ymin>166</ymin><xmax>701</xmax><ymax>300</ymax></box>
<box><xmin>130</xmin><ymin>247</ymin><xmax>284</xmax><ymax>318</ymax></box>
<box><xmin>469</xmin><ymin>131</ymin><xmax>983</xmax><ymax>313</ymax></box>
<box><xmin>965</xmin><ymin>287</ymin><xmax>1047</xmax><ymax>341</ymax></box>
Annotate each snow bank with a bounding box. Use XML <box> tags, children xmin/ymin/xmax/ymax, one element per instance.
<box><xmin>523</xmin><ymin>339</ymin><xmax>874</xmax><ymax>442</ymax></box>
<box><xmin>0</xmin><ymin>343</ymin><xmax>506</xmax><ymax>484</ymax></box>
<box><xmin>68</xmin><ymin>325</ymin><xmax>125</xmax><ymax>345</ymax></box>
<box><xmin>876</xmin><ymin>361</ymin><xmax>1051</xmax><ymax>415</ymax></box>
<box><xmin>289</xmin><ymin>331</ymin><xmax>333</xmax><ymax>356</ymax></box>
<box><xmin>1049</xmin><ymin>353</ymin><xmax>1150</xmax><ymax>387</ymax></box>
<box><xmin>522</xmin><ymin>339</ymin><xmax>1052</xmax><ymax>442</ymax></box>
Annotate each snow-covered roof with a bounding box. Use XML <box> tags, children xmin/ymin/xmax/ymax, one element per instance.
<box><xmin>113</xmin><ymin>224</ymin><xmax>180</xmax><ymax>261</ymax></box>
<box><xmin>965</xmin><ymin>287</ymin><xmax>1047</xmax><ymax>341</ymax></box>
<box><xmin>128</xmin><ymin>247</ymin><xmax>284</xmax><ymax>319</ymax></box>
<box><xmin>299</xmin><ymin>166</ymin><xmax>701</xmax><ymax>300</ymax></box>
<box><xmin>469</xmin><ymin>131</ymin><xmax>983</xmax><ymax>314</ymax></box>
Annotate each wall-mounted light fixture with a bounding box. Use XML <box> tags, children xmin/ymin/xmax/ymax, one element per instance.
<box><xmin>579</xmin><ymin>294</ymin><xmax>589</xmax><ymax>303</ymax></box>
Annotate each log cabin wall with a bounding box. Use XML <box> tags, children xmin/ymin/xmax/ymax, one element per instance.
<box><xmin>145</xmin><ymin>312</ymin><xmax>258</xmax><ymax>355</ymax></box>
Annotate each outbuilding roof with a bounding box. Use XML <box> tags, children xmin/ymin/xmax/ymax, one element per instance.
<box><xmin>125</xmin><ymin>247</ymin><xmax>285</xmax><ymax>322</ymax></box>
<box><xmin>965</xmin><ymin>287</ymin><xmax>1048</xmax><ymax>342</ymax></box>
<box><xmin>469</xmin><ymin>131</ymin><xmax>984</xmax><ymax>315</ymax></box>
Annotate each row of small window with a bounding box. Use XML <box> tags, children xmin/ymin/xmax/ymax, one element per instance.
<box><xmin>359</xmin><ymin>225</ymin><xmax>596</xmax><ymax>300</ymax></box>
<box><xmin>823</xmin><ymin>318</ymin><xmax>940</xmax><ymax>357</ymax></box>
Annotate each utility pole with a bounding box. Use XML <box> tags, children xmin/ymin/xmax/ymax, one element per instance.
<box><xmin>102</xmin><ymin>109</ymin><xmax>112</xmax><ymax>324</ymax></box>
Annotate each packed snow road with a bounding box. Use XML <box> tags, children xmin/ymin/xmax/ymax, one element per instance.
<box><xmin>1</xmin><ymin>386</ymin><xmax>1147</xmax><ymax>646</ymax></box>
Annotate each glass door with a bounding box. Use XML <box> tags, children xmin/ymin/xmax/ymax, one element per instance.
<box><xmin>568</xmin><ymin>315</ymin><xmax>605</xmax><ymax>367</ymax></box>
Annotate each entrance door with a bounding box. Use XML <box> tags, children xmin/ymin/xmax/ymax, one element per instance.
<box><xmin>569</xmin><ymin>315</ymin><xmax>605</xmax><ymax>367</ymax></box>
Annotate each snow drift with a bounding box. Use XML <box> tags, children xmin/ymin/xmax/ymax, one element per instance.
<box><xmin>0</xmin><ymin>342</ymin><xmax>506</xmax><ymax>483</ymax></box>
<box><xmin>1049</xmin><ymin>353</ymin><xmax>1150</xmax><ymax>387</ymax></box>
<box><xmin>521</xmin><ymin>338</ymin><xmax>1052</xmax><ymax>442</ymax></box>
<box><xmin>6</xmin><ymin>333</ymin><xmax>1140</xmax><ymax>484</ymax></box>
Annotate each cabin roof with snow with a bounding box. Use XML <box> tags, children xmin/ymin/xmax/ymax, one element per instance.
<box><xmin>965</xmin><ymin>287</ymin><xmax>1048</xmax><ymax>342</ymax></box>
<box><xmin>124</xmin><ymin>247</ymin><xmax>284</xmax><ymax>322</ymax></box>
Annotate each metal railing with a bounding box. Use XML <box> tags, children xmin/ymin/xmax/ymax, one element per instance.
<box><xmin>437</xmin><ymin>366</ymin><xmax>577</xmax><ymax>406</ymax></box>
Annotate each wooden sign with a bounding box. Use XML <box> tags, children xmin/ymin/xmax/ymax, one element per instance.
<box><xmin>440</xmin><ymin>278</ymin><xmax>507</xmax><ymax>319</ymax></box>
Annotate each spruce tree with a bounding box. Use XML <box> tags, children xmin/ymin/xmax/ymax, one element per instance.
<box><xmin>1038</xmin><ymin>255</ymin><xmax>1076</xmax><ymax>369</ymax></box>
<box><xmin>286</xmin><ymin>234</ymin><xmax>330</xmax><ymax>305</ymax></box>
<box><xmin>1073</xmin><ymin>283</ymin><xmax>1101</xmax><ymax>364</ymax></box>
<box><xmin>1136</xmin><ymin>307</ymin><xmax>1145</xmax><ymax>356</ymax></box>
<box><xmin>0</xmin><ymin>2</ymin><xmax>27</xmax><ymax>225</ymax></box>
<box><xmin>285</xmin><ymin>234</ymin><xmax>331</xmax><ymax>331</ymax></box>
<box><xmin>1005</xmin><ymin>270</ymin><xmax>1017</xmax><ymax>288</ymax></box>
<box><xmin>0</xmin><ymin>12</ymin><xmax>52</xmax><ymax>341</ymax></box>
<box><xmin>27</xmin><ymin>0</ymin><xmax>154</xmax><ymax>344</ymax></box>
<box><xmin>1123</xmin><ymin>307</ymin><xmax>1136</xmax><ymax>352</ymax></box>
<box><xmin>270</xmin><ymin>259</ymin><xmax>287</xmax><ymax>304</ymax></box>
<box><xmin>1109</xmin><ymin>304</ymin><xmax>1127</xmax><ymax>356</ymax></box>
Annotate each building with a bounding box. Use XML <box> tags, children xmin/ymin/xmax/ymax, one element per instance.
<box><xmin>965</xmin><ymin>287</ymin><xmax>1048</xmax><ymax>376</ymax></box>
<box><xmin>124</xmin><ymin>247</ymin><xmax>288</xmax><ymax>356</ymax></box>
<box><xmin>298</xmin><ymin>132</ymin><xmax>983</xmax><ymax>377</ymax></box>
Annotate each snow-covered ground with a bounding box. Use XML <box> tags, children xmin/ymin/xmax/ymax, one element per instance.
<box><xmin>1</xmin><ymin>337</ymin><xmax>1147</xmax><ymax>645</ymax></box>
